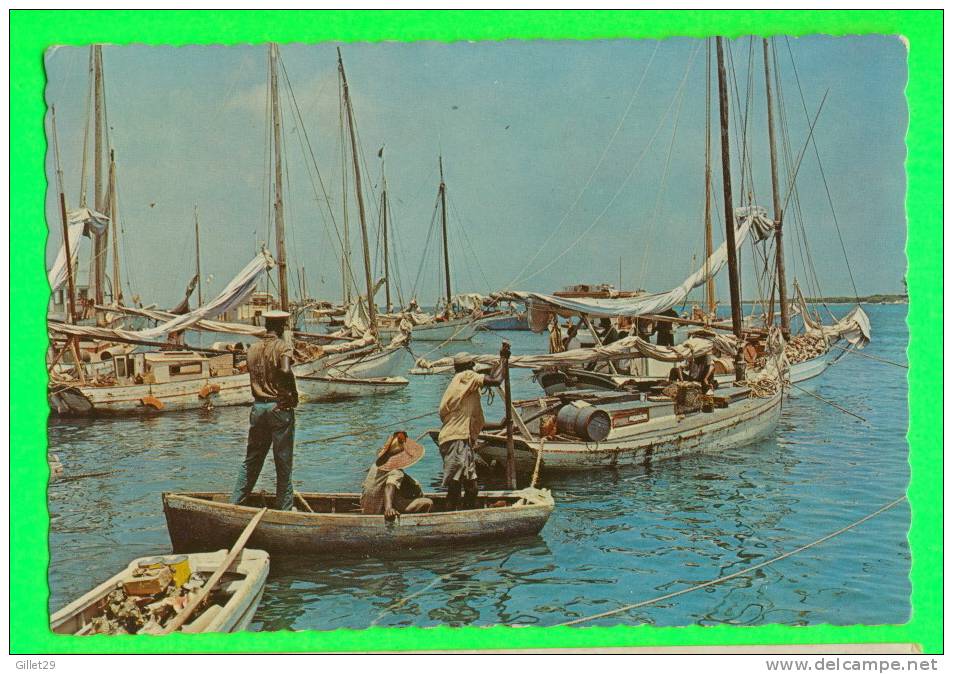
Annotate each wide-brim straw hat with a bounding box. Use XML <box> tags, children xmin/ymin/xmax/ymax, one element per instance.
<box><xmin>376</xmin><ymin>435</ymin><xmax>425</xmax><ymax>471</ymax></box>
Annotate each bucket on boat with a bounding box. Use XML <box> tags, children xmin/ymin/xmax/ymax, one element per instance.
<box><xmin>556</xmin><ymin>403</ymin><xmax>611</xmax><ymax>442</ymax></box>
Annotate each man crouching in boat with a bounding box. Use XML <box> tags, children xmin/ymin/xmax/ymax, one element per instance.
<box><xmin>231</xmin><ymin>310</ymin><xmax>298</xmax><ymax>511</ymax></box>
<box><xmin>361</xmin><ymin>431</ymin><xmax>433</xmax><ymax>521</ymax></box>
<box><xmin>437</xmin><ymin>352</ymin><xmax>504</xmax><ymax>511</ymax></box>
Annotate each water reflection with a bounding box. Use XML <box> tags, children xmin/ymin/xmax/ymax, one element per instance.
<box><xmin>48</xmin><ymin>306</ymin><xmax>910</xmax><ymax>629</ymax></box>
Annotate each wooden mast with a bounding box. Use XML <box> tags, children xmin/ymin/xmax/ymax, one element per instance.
<box><xmin>92</xmin><ymin>44</ymin><xmax>107</xmax><ymax>322</ymax></box>
<box><xmin>52</xmin><ymin>106</ymin><xmax>86</xmax><ymax>382</ymax></box>
<box><xmin>438</xmin><ymin>157</ymin><xmax>452</xmax><ymax>311</ymax></box>
<box><xmin>762</xmin><ymin>38</ymin><xmax>790</xmax><ymax>339</ymax></box>
<box><xmin>193</xmin><ymin>204</ymin><xmax>203</xmax><ymax>307</ymax></box>
<box><xmin>381</xmin><ymin>168</ymin><xmax>392</xmax><ymax>313</ymax></box>
<box><xmin>269</xmin><ymin>44</ymin><xmax>290</xmax><ymax>313</ymax></box>
<box><xmin>716</xmin><ymin>37</ymin><xmax>745</xmax><ymax>380</ymax></box>
<box><xmin>108</xmin><ymin>149</ymin><xmax>121</xmax><ymax>305</ymax></box>
<box><xmin>338</xmin><ymin>48</ymin><xmax>378</xmax><ymax>336</ymax></box>
<box><xmin>704</xmin><ymin>38</ymin><xmax>716</xmax><ymax>315</ymax></box>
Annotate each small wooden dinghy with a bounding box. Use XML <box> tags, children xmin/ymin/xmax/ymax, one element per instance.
<box><xmin>50</xmin><ymin>549</ymin><xmax>269</xmax><ymax>635</ymax></box>
<box><xmin>296</xmin><ymin>374</ymin><xmax>409</xmax><ymax>402</ymax></box>
<box><xmin>163</xmin><ymin>489</ymin><xmax>554</xmax><ymax>556</ymax></box>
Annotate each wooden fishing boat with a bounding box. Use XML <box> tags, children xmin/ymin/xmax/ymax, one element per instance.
<box><xmin>296</xmin><ymin>374</ymin><xmax>409</xmax><ymax>402</ymax></box>
<box><xmin>48</xmin><ymin>352</ymin><xmax>326</xmax><ymax>417</ymax></box>
<box><xmin>325</xmin><ymin>340</ymin><xmax>413</xmax><ymax>378</ymax></box>
<box><xmin>476</xmin><ymin>310</ymin><xmax>530</xmax><ymax>331</ymax></box>
<box><xmin>377</xmin><ymin>315</ymin><xmax>479</xmax><ymax>342</ymax></box>
<box><xmin>50</xmin><ymin>549</ymin><xmax>269</xmax><ymax>635</ymax></box>
<box><xmin>460</xmin><ymin>386</ymin><xmax>783</xmax><ymax>473</ymax></box>
<box><xmin>163</xmin><ymin>489</ymin><xmax>554</xmax><ymax>555</ymax></box>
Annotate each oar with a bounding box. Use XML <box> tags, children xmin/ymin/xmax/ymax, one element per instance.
<box><xmin>160</xmin><ymin>507</ymin><xmax>268</xmax><ymax>634</ymax></box>
<box><xmin>294</xmin><ymin>491</ymin><xmax>315</xmax><ymax>513</ymax></box>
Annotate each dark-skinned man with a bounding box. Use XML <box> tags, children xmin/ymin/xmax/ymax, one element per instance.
<box><xmin>231</xmin><ymin>310</ymin><xmax>299</xmax><ymax>511</ymax></box>
<box><xmin>436</xmin><ymin>351</ymin><xmax>504</xmax><ymax>511</ymax></box>
<box><xmin>360</xmin><ymin>431</ymin><xmax>433</xmax><ymax>521</ymax></box>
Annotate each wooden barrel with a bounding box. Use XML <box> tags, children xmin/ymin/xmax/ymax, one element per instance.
<box><xmin>556</xmin><ymin>404</ymin><xmax>611</xmax><ymax>442</ymax></box>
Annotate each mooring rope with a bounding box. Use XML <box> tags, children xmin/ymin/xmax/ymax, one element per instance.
<box><xmin>788</xmin><ymin>381</ymin><xmax>867</xmax><ymax>423</ymax></box>
<box><xmin>559</xmin><ymin>495</ymin><xmax>906</xmax><ymax>626</ymax></box>
<box><xmin>298</xmin><ymin>410</ymin><xmax>438</xmax><ymax>447</ymax></box>
<box><xmin>831</xmin><ymin>344</ymin><xmax>908</xmax><ymax>370</ymax></box>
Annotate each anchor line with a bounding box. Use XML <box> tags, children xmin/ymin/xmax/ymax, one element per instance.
<box><xmin>558</xmin><ymin>495</ymin><xmax>906</xmax><ymax>626</ymax></box>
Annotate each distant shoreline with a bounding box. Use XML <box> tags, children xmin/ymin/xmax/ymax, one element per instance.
<box><xmin>736</xmin><ymin>294</ymin><xmax>908</xmax><ymax>305</ymax></box>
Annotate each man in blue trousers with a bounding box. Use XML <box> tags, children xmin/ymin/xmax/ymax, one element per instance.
<box><xmin>231</xmin><ymin>310</ymin><xmax>298</xmax><ymax>510</ymax></box>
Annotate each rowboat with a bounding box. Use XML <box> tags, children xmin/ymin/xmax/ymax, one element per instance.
<box><xmin>450</xmin><ymin>386</ymin><xmax>783</xmax><ymax>473</ymax></box>
<box><xmin>296</xmin><ymin>374</ymin><xmax>409</xmax><ymax>402</ymax></box>
<box><xmin>50</xmin><ymin>549</ymin><xmax>269</xmax><ymax>635</ymax></box>
<box><xmin>163</xmin><ymin>489</ymin><xmax>554</xmax><ymax>555</ymax></box>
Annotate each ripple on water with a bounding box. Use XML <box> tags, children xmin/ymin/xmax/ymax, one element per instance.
<box><xmin>47</xmin><ymin>306</ymin><xmax>911</xmax><ymax>629</ymax></box>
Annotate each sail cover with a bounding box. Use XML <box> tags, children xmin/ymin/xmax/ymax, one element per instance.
<box><xmin>796</xmin><ymin>288</ymin><xmax>871</xmax><ymax>348</ymax></box>
<box><xmin>49</xmin><ymin>250</ymin><xmax>275</xmax><ymax>342</ymax></box>
<box><xmin>47</xmin><ymin>208</ymin><xmax>111</xmax><ymax>292</ymax></box>
<box><xmin>503</xmin><ymin>206</ymin><xmax>775</xmax><ymax>326</ymax></box>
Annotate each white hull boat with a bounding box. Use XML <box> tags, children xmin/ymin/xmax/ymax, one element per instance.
<box><xmin>326</xmin><ymin>343</ymin><xmax>413</xmax><ymax>378</ymax></box>
<box><xmin>50</xmin><ymin>549</ymin><xmax>269</xmax><ymax>635</ymax></box>
<box><xmin>296</xmin><ymin>374</ymin><xmax>409</xmax><ymax>402</ymax></box>
<box><xmin>455</xmin><ymin>387</ymin><xmax>782</xmax><ymax>473</ymax></box>
<box><xmin>378</xmin><ymin>316</ymin><xmax>479</xmax><ymax>342</ymax></box>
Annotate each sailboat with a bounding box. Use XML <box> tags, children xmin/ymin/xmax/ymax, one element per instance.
<box><xmin>372</xmin><ymin>157</ymin><xmax>490</xmax><ymax>343</ymax></box>
<box><xmin>440</xmin><ymin>38</ymin><xmax>785</xmax><ymax>473</ymax></box>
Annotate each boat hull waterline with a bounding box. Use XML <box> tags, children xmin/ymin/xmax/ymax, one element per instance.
<box><xmin>163</xmin><ymin>490</ymin><xmax>554</xmax><ymax>556</ymax></box>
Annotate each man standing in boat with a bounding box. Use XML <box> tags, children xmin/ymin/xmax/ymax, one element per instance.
<box><xmin>361</xmin><ymin>431</ymin><xmax>433</xmax><ymax>521</ymax></box>
<box><xmin>437</xmin><ymin>352</ymin><xmax>504</xmax><ymax>511</ymax></box>
<box><xmin>231</xmin><ymin>310</ymin><xmax>298</xmax><ymax>511</ymax></box>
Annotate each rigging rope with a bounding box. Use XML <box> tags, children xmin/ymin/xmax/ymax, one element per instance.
<box><xmin>506</xmin><ymin>42</ymin><xmax>661</xmax><ymax>288</ymax></box>
<box><xmin>559</xmin><ymin>495</ymin><xmax>905</xmax><ymax>626</ymax></box>
<box><xmin>517</xmin><ymin>43</ymin><xmax>702</xmax><ymax>287</ymax></box>
<box><xmin>297</xmin><ymin>410</ymin><xmax>438</xmax><ymax>447</ymax></box>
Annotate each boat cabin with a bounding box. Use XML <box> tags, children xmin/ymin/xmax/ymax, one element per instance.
<box><xmin>112</xmin><ymin>351</ymin><xmax>235</xmax><ymax>385</ymax></box>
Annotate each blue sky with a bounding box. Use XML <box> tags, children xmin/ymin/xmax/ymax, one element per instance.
<box><xmin>44</xmin><ymin>35</ymin><xmax>908</xmax><ymax>308</ymax></box>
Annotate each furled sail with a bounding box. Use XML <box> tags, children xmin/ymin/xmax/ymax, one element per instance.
<box><xmin>503</xmin><ymin>207</ymin><xmax>775</xmax><ymax>328</ymax></box>
<box><xmin>47</xmin><ymin>208</ymin><xmax>110</xmax><ymax>292</ymax></box>
<box><xmin>49</xmin><ymin>249</ymin><xmax>275</xmax><ymax>341</ymax></box>
<box><xmin>795</xmin><ymin>284</ymin><xmax>871</xmax><ymax>348</ymax></box>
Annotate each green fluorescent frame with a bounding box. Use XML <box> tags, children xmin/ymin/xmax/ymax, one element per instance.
<box><xmin>10</xmin><ymin>10</ymin><xmax>941</xmax><ymax>654</ymax></box>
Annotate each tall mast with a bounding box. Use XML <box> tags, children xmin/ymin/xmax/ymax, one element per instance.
<box><xmin>704</xmin><ymin>38</ymin><xmax>716</xmax><ymax>315</ymax></box>
<box><xmin>51</xmin><ymin>106</ymin><xmax>78</xmax><ymax>325</ymax></box>
<box><xmin>108</xmin><ymin>149</ymin><xmax>122</xmax><ymax>305</ymax></box>
<box><xmin>92</xmin><ymin>44</ymin><xmax>107</xmax><ymax>321</ymax></box>
<box><xmin>193</xmin><ymin>204</ymin><xmax>203</xmax><ymax>306</ymax></box>
<box><xmin>381</xmin><ymin>165</ymin><xmax>392</xmax><ymax>313</ymax></box>
<box><xmin>338</xmin><ymin>48</ymin><xmax>378</xmax><ymax>335</ymax></box>
<box><xmin>763</xmin><ymin>38</ymin><xmax>790</xmax><ymax>339</ymax></box>
<box><xmin>716</xmin><ymin>37</ymin><xmax>745</xmax><ymax>380</ymax></box>
<box><xmin>269</xmin><ymin>43</ymin><xmax>290</xmax><ymax>313</ymax></box>
<box><xmin>438</xmin><ymin>157</ymin><xmax>452</xmax><ymax>309</ymax></box>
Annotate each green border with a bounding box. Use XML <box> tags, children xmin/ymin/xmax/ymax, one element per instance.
<box><xmin>11</xmin><ymin>9</ymin><xmax>942</xmax><ymax>654</ymax></box>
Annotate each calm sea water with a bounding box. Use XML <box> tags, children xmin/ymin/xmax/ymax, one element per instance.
<box><xmin>47</xmin><ymin>304</ymin><xmax>910</xmax><ymax>629</ymax></box>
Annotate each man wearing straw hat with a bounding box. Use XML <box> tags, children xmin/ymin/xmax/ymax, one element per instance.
<box><xmin>436</xmin><ymin>352</ymin><xmax>504</xmax><ymax>511</ymax></box>
<box><xmin>361</xmin><ymin>431</ymin><xmax>433</xmax><ymax>521</ymax></box>
<box><xmin>231</xmin><ymin>310</ymin><xmax>298</xmax><ymax>511</ymax></box>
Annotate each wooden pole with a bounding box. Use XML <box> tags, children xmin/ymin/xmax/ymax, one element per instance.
<box><xmin>501</xmin><ymin>340</ymin><xmax>516</xmax><ymax>490</ymax></box>
<box><xmin>763</xmin><ymin>38</ymin><xmax>790</xmax><ymax>339</ymax></box>
<box><xmin>193</xmin><ymin>205</ymin><xmax>203</xmax><ymax>307</ymax></box>
<box><xmin>438</xmin><ymin>157</ymin><xmax>452</xmax><ymax>311</ymax></box>
<box><xmin>160</xmin><ymin>508</ymin><xmax>267</xmax><ymax>634</ymax></box>
<box><xmin>108</xmin><ymin>150</ymin><xmax>121</xmax><ymax>305</ymax></box>
<box><xmin>715</xmin><ymin>37</ymin><xmax>745</xmax><ymax>381</ymax></box>
<box><xmin>381</xmin><ymin>180</ymin><xmax>392</xmax><ymax>314</ymax></box>
<box><xmin>704</xmin><ymin>38</ymin><xmax>716</xmax><ymax>315</ymax></box>
<box><xmin>269</xmin><ymin>44</ymin><xmax>290</xmax><ymax>313</ymax></box>
<box><xmin>338</xmin><ymin>47</ymin><xmax>378</xmax><ymax>337</ymax></box>
<box><xmin>92</xmin><ymin>45</ymin><xmax>107</xmax><ymax>320</ymax></box>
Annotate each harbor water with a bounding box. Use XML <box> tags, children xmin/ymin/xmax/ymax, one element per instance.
<box><xmin>47</xmin><ymin>304</ymin><xmax>910</xmax><ymax>628</ymax></box>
